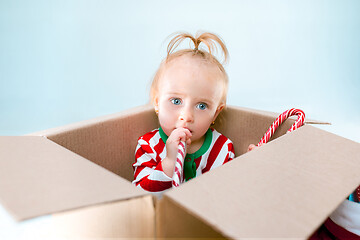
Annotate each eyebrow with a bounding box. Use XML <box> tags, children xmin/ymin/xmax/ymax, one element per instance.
<box><xmin>165</xmin><ymin>91</ymin><xmax>183</xmax><ymax>96</ymax></box>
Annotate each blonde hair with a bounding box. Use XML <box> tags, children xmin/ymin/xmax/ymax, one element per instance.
<box><xmin>150</xmin><ymin>32</ymin><xmax>229</xmax><ymax>105</ymax></box>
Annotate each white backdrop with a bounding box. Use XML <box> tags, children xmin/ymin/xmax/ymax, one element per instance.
<box><xmin>1</xmin><ymin>0</ymin><xmax>359</xmax><ymax>142</ymax></box>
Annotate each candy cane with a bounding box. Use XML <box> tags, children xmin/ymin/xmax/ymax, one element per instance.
<box><xmin>257</xmin><ymin>108</ymin><xmax>305</xmax><ymax>147</ymax></box>
<box><xmin>172</xmin><ymin>141</ymin><xmax>186</xmax><ymax>187</ymax></box>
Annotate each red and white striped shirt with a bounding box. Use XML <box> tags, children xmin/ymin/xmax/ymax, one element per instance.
<box><xmin>133</xmin><ymin>128</ymin><xmax>235</xmax><ymax>194</ymax></box>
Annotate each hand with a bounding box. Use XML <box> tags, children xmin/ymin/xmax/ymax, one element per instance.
<box><xmin>166</xmin><ymin>127</ymin><xmax>192</xmax><ymax>160</ymax></box>
<box><xmin>161</xmin><ymin>128</ymin><xmax>192</xmax><ymax>177</ymax></box>
<box><xmin>247</xmin><ymin>144</ymin><xmax>258</xmax><ymax>152</ymax></box>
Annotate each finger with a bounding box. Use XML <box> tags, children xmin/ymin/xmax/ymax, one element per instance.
<box><xmin>248</xmin><ymin>144</ymin><xmax>256</xmax><ymax>152</ymax></box>
<box><xmin>178</xmin><ymin>127</ymin><xmax>192</xmax><ymax>138</ymax></box>
<box><xmin>178</xmin><ymin>132</ymin><xmax>188</xmax><ymax>142</ymax></box>
<box><xmin>185</xmin><ymin>131</ymin><xmax>192</xmax><ymax>140</ymax></box>
<box><xmin>176</xmin><ymin>127</ymin><xmax>192</xmax><ymax>140</ymax></box>
<box><xmin>184</xmin><ymin>128</ymin><xmax>192</xmax><ymax>135</ymax></box>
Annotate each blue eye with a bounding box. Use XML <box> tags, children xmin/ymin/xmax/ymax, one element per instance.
<box><xmin>170</xmin><ymin>98</ymin><xmax>182</xmax><ymax>105</ymax></box>
<box><xmin>197</xmin><ymin>103</ymin><xmax>207</xmax><ymax>110</ymax></box>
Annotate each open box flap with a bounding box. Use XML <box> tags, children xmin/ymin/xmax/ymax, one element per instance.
<box><xmin>0</xmin><ymin>136</ymin><xmax>147</xmax><ymax>221</ymax></box>
<box><xmin>224</xmin><ymin>105</ymin><xmax>331</xmax><ymax>125</ymax></box>
<box><xmin>161</xmin><ymin>125</ymin><xmax>360</xmax><ymax>238</ymax></box>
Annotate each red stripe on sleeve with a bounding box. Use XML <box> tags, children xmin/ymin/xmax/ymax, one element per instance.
<box><xmin>133</xmin><ymin>157</ymin><xmax>158</xmax><ymax>179</ymax></box>
<box><xmin>202</xmin><ymin>135</ymin><xmax>228</xmax><ymax>174</ymax></box>
<box><xmin>153</xmin><ymin>139</ymin><xmax>166</xmax><ymax>162</ymax></box>
<box><xmin>155</xmin><ymin>161</ymin><xmax>164</xmax><ymax>171</ymax></box>
<box><xmin>133</xmin><ymin>129</ymin><xmax>173</xmax><ymax>192</ymax></box>
<box><xmin>135</xmin><ymin>145</ymin><xmax>152</xmax><ymax>161</ymax></box>
<box><xmin>134</xmin><ymin>166</ymin><xmax>145</xmax><ymax>180</ymax></box>
<box><xmin>141</xmin><ymin>130</ymin><xmax>157</xmax><ymax>142</ymax></box>
<box><xmin>224</xmin><ymin>142</ymin><xmax>235</xmax><ymax>164</ymax></box>
<box><xmin>309</xmin><ymin>217</ymin><xmax>360</xmax><ymax>240</ymax></box>
<box><xmin>138</xmin><ymin>175</ymin><xmax>172</xmax><ymax>192</ymax></box>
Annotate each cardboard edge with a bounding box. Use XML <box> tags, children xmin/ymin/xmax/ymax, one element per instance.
<box><xmin>159</xmin><ymin>125</ymin><xmax>360</xmax><ymax>239</ymax></box>
<box><xmin>225</xmin><ymin>105</ymin><xmax>330</xmax><ymax>125</ymax></box>
<box><xmin>49</xmin><ymin>194</ymin><xmax>155</xmax><ymax>238</ymax></box>
<box><xmin>28</xmin><ymin>104</ymin><xmax>329</xmax><ymax>138</ymax></box>
<box><xmin>156</xmin><ymin>194</ymin><xmax>228</xmax><ymax>239</ymax></box>
<box><xmin>0</xmin><ymin>136</ymin><xmax>150</xmax><ymax>222</ymax></box>
<box><xmin>305</xmin><ymin>120</ymin><xmax>331</xmax><ymax>125</ymax></box>
<box><xmin>42</xmin><ymin>136</ymin><xmax>151</xmax><ymax>204</ymax></box>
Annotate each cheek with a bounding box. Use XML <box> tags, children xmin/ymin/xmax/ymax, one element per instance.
<box><xmin>157</xmin><ymin>102</ymin><xmax>178</xmax><ymax>129</ymax></box>
<box><xmin>194</xmin><ymin>111</ymin><xmax>215</xmax><ymax>126</ymax></box>
<box><xmin>158</xmin><ymin>114</ymin><xmax>177</xmax><ymax>136</ymax></box>
<box><xmin>159</xmin><ymin>100</ymin><xmax>174</xmax><ymax>116</ymax></box>
<box><xmin>158</xmin><ymin>111</ymin><xmax>173</xmax><ymax>124</ymax></box>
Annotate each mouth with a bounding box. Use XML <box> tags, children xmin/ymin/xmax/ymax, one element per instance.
<box><xmin>184</xmin><ymin>127</ymin><xmax>192</xmax><ymax>133</ymax></box>
<box><xmin>177</xmin><ymin>127</ymin><xmax>193</xmax><ymax>134</ymax></box>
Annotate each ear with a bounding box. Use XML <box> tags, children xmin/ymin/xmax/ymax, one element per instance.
<box><xmin>153</xmin><ymin>96</ymin><xmax>159</xmax><ymax>112</ymax></box>
<box><xmin>212</xmin><ymin>104</ymin><xmax>225</xmax><ymax>122</ymax></box>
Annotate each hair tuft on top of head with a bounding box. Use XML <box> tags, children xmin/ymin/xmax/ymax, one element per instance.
<box><xmin>166</xmin><ymin>31</ymin><xmax>229</xmax><ymax>64</ymax></box>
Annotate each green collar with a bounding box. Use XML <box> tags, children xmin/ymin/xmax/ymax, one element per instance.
<box><xmin>159</xmin><ymin>127</ymin><xmax>213</xmax><ymax>159</ymax></box>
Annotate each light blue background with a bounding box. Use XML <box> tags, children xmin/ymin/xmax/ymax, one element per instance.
<box><xmin>0</xmin><ymin>1</ymin><xmax>360</xmax><ymax>237</ymax></box>
<box><xmin>1</xmin><ymin>0</ymin><xmax>359</xmax><ymax>142</ymax></box>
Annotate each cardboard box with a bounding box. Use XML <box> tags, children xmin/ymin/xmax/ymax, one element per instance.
<box><xmin>0</xmin><ymin>104</ymin><xmax>359</xmax><ymax>239</ymax></box>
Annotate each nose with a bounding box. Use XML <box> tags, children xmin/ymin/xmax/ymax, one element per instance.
<box><xmin>179</xmin><ymin>107</ymin><xmax>194</xmax><ymax>123</ymax></box>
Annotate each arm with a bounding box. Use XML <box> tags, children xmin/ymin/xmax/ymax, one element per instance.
<box><xmin>133</xmin><ymin>138</ymin><xmax>173</xmax><ymax>192</ymax></box>
<box><xmin>132</xmin><ymin>128</ymin><xmax>191</xmax><ymax>192</ymax></box>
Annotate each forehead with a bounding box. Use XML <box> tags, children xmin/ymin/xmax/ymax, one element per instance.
<box><xmin>161</xmin><ymin>55</ymin><xmax>221</xmax><ymax>85</ymax></box>
<box><xmin>158</xmin><ymin>55</ymin><xmax>223</xmax><ymax>101</ymax></box>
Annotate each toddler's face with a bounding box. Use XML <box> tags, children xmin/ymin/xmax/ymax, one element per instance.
<box><xmin>154</xmin><ymin>55</ymin><xmax>224</xmax><ymax>146</ymax></box>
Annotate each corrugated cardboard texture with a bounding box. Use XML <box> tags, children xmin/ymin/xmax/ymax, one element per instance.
<box><xmin>215</xmin><ymin>105</ymin><xmax>296</xmax><ymax>155</ymax></box>
<box><xmin>156</xmin><ymin>195</ymin><xmax>224</xmax><ymax>238</ymax></box>
<box><xmin>1</xmin><ymin>104</ymin><xmax>344</xmax><ymax>239</ymax></box>
<box><xmin>159</xmin><ymin>126</ymin><xmax>360</xmax><ymax>239</ymax></box>
<box><xmin>51</xmin><ymin>195</ymin><xmax>155</xmax><ymax>238</ymax></box>
<box><xmin>30</xmin><ymin>105</ymin><xmax>306</xmax><ymax>183</ymax></box>
<box><xmin>30</xmin><ymin>105</ymin><xmax>159</xmax><ymax>182</ymax></box>
<box><xmin>0</xmin><ymin>136</ymin><xmax>146</xmax><ymax>221</ymax></box>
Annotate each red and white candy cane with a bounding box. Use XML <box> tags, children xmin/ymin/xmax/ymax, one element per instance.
<box><xmin>256</xmin><ymin>109</ymin><xmax>360</xmax><ymax>202</ymax></box>
<box><xmin>172</xmin><ymin>141</ymin><xmax>186</xmax><ymax>187</ymax></box>
<box><xmin>257</xmin><ymin>108</ymin><xmax>305</xmax><ymax>147</ymax></box>
<box><xmin>172</xmin><ymin>109</ymin><xmax>305</xmax><ymax>187</ymax></box>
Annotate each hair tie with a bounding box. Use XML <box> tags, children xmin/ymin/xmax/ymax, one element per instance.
<box><xmin>194</xmin><ymin>47</ymin><xmax>198</xmax><ymax>51</ymax></box>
